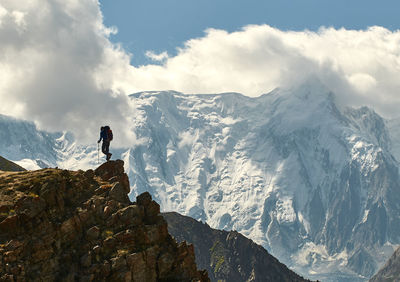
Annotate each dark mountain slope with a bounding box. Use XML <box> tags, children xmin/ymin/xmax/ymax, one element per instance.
<box><xmin>163</xmin><ymin>211</ymin><xmax>312</xmax><ymax>282</ymax></box>
<box><xmin>0</xmin><ymin>156</ymin><xmax>25</xmax><ymax>172</ymax></box>
<box><xmin>370</xmin><ymin>247</ymin><xmax>400</xmax><ymax>282</ymax></box>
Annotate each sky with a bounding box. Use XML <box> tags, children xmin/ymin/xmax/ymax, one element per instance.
<box><xmin>99</xmin><ymin>0</ymin><xmax>400</xmax><ymax>66</ymax></box>
<box><xmin>1</xmin><ymin>0</ymin><xmax>400</xmax><ymax>146</ymax></box>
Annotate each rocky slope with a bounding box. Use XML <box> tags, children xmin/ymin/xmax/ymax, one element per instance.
<box><xmin>0</xmin><ymin>156</ymin><xmax>25</xmax><ymax>172</ymax></box>
<box><xmin>370</xmin><ymin>247</ymin><xmax>400</xmax><ymax>282</ymax></box>
<box><xmin>163</xmin><ymin>212</ymin><xmax>312</xmax><ymax>282</ymax></box>
<box><xmin>0</xmin><ymin>160</ymin><xmax>208</xmax><ymax>281</ymax></box>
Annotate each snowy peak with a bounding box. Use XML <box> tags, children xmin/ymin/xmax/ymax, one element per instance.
<box><xmin>0</xmin><ymin>114</ymin><xmax>59</xmax><ymax>169</ymax></box>
<box><xmin>126</xmin><ymin>87</ymin><xmax>400</xmax><ymax>280</ymax></box>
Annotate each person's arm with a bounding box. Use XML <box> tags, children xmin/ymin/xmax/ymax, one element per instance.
<box><xmin>98</xmin><ymin>132</ymin><xmax>103</xmax><ymax>143</ymax></box>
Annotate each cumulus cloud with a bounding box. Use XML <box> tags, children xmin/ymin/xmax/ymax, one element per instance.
<box><xmin>126</xmin><ymin>25</ymin><xmax>400</xmax><ymax>118</ymax></box>
<box><xmin>145</xmin><ymin>50</ymin><xmax>169</xmax><ymax>62</ymax></box>
<box><xmin>0</xmin><ymin>0</ymin><xmax>136</xmax><ymax>146</ymax></box>
<box><xmin>2</xmin><ymin>0</ymin><xmax>400</xmax><ymax>150</ymax></box>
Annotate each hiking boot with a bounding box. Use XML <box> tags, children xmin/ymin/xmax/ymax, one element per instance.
<box><xmin>106</xmin><ymin>153</ymin><xmax>112</xmax><ymax>161</ymax></box>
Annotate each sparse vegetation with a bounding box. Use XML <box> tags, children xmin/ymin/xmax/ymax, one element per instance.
<box><xmin>103</xmin><ymin>230</ymin><xmax>114</xmax><ymax>238</ymax></box>
<box><xmin>210</xmin><ymin>241</ymin><xmax>226</xmax><ymax>274</ymax></box>
<box><xmin>28</xmin><ymin>192</ymin><xmax>39</xmax><ymax>198</ymax></box>
<box><xmin>117</xmin><ymin>249</ymin><xmax>129</xmax><ymax>256</ymax></box>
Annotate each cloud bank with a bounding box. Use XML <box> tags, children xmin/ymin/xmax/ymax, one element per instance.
<box><xmin>0</xmin><ymin>0</ymin><xmax>135</xmax><ymax>146</ymax></box>
<box><xmin>2</xmin><ymin>0</ymin><xmax>400</xmax><ymax>149</ymax></box>
<box><xmin>127</xmin><ymin>25</ymin><xmax>400</xmax><ymax>118</ymax></box>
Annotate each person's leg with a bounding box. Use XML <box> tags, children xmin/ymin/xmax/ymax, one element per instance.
<box><xmin>101</xmin><ymin>142</ymin><xmax>108</xmax><ymax>155</ymax></box>
<box><xmin>105</xmin><ymin>141</ymin><xmax>111</xmax><ymax>161</ymax></box>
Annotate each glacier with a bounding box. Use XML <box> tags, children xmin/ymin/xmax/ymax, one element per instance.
<box><xmin>2</xmin><ymin>81</ymin><xmax>400</xmax><ymax>281</ymax></box>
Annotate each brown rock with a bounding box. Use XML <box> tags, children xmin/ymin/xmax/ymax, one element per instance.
<box><xmin>100</xmin><ymin>261</ymin><xmax>111</xmax><ymax>277</ymax></box>
<box><xmin>94</xmin><ymin>160</ymin><xmax>125</xmax><ymax>181</ymax></box>
<box><xmin>79</xmin><ymin>274</ymin><xmax>94</xmax><ymax>282</ymax></box>
<box><xmin>127</xmin><ymin>252</ymin><xmax>148</xmax><ymax>282</ymax></box>
<box><xmin>0</xmin><ymin>204</ymin><xmax>11</xmax><ymax>213</ymax></box>
<box><xmin>84</xmin><ymin>169</ymin><xmax>95</xmax><ymax>179</ymax></box>
<box><xmin>15</xmin><ymin>194</ymin><xmax>46</xmax><ymax>219</ymax></box>
<box><xmin>80</xmin><ymin>253</ymin><xmax>92</xmax><ymax>268</ymax></box>
<box><xmin>109</xmin><ymin>182</ymin><xmax>130</xmax><ymax>203</ymax></box>
<box><xmin>136</xmin><ymin>192</ymin><xmax>161</xmax><ymax>224</ymax></box>
<box><xmin>144</xmin><ymin>225</ymin><xmax>162</xmax><ymax>245</ymax></box>
<box><xmin>103</xmin><ymin>206</ymin><xmax>112</xmax><ymax>217</ymax></box>
<box><xmin>108</xmin><ymin>176</ymin><xmax>120</xmax><ymax>183</ymax></box>
<box><xmin>0</xmin><ymin>215</ymin><xmax>18</xmax><ymax>234</ymax></box>
<box><xmin>103</xmin><ymin>237</ymin><xmax>116</xmax><ymax>252</ymax></box>
<box><xmin>144</xmin><ymin>246</ymin><xmax>158</xmax><ymax>281</ymax></box>
<box><xmin>0</xmin><ymin>274</ymin><xmax>14</xmax><ymax>282</ymax></box>
<box><xmin>109</xmin><ymin>270</ymin><xmax>131</xmax><ymax>282</ymax></box>
<box><xmin>114</xmin><ymin>205</ymin><xmax>143</xmax><ymax>227</ymax></box>
<box><xmin>60</xmin><ymin>217</ymin><xmax>77</xmax><ymax>237</ymax></box>
<box><xmin>136</xmin><ymin>192</ymin><xmax>152</xmax><ymax>207</ymax></box>
<box><xmin>4</xmin><ymin>251</ymin><xmax>17</xmax><ymax>263</ymax></box>
<box><xmin>32</xmin><ymin>248</ymin><xmax>53</xmax><ymax>263</ymax></box>
<box><xmin>157</xmin><ymin>252</ymin><xmax>174</xmax><ymax>278</ymax></box>
<box><xmin>78</xmin><ymin>209</ymin><xmax>90</xmax><ymax>224</ymax></box>
<box><xmin>5</xmin><ymin>240</ymin><xmax>23</xmax><ymax>251</ymax></box>
<box><xmin>92</xmin><ymin>245</ymin><xmax>101</xmax><ymax>254</ymax></box>
<box><xmin>145</xmin><ymin>201</ymin><xmax>161</xmax><ymax>223</ymax></box>
<box><xmin>111</xmin><ymin>256</ymin><xmax>127</xmax><ymax>271</ymax></box>
<box><xmin>86</xmin><ymin>226</ymin><xmax>100</xmax><ymax>241</ymax></box>
<box><xmin>119</xmin><ymin>174</ymin><xmax>130</xmax><ymax>194</ymax></box>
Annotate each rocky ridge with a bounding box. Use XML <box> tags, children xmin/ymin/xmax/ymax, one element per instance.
<box><xmin>0</xmin><ymin>160</ymin><xmax>208</xmax><ymax>281</ymax></box>
<box><xmin>370</xmin><ymin>247</ymin><xmax>400</xmax><ymax>282</ymax></box>
<box><xmin>0</xmin><ymin>156</ymin><xmax>25</xmax><ymax>172</ymax></box>
<box><xmin>163</xmin><ymin>212</ymin><xmax>312</xmax><ymax>282</ymax></box>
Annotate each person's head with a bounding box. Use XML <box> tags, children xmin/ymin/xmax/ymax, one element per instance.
<box><xmin>100</xmin><ymin>126</ymin><xmax>104</xmax><ymax>131</ymax></box>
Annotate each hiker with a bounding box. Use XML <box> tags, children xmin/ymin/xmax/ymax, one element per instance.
<box><xmin>98</xmin><ymin>126</ymin><xmax>113</xmax><ymax>161</ymax></box>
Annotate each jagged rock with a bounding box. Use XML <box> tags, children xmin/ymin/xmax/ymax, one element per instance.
<box><xmin>137</xmin><ymin>192</ymin><xmax>161</xmax><ymax>224</ymax></box>
<box><xmin>370</xmin><ymin>246</ymin><xmax>400</xmax><ymax>281</ymax></box>
<box><xmin>0</xmin><ymin>160</ymin><xmax>209</xmax><ymax>281</ymax></box>
<box><xmin>86</xmin><ymin>226</ymin><xmax>100</xmax><ymax>241</ymax></box>
<box><xmin>94</xmin><ymin>160</ymin><xmax>125</xmax><ymax>181</ymax></box>
<box><xmin>109</xmin><ymin>182</ymin><xmax>129</xmax><ymax>203</ymax></box>
<box><xmin>164</xmin><ymin>212</ymin><xmax>311</xmax><ymax>282</ymax></box>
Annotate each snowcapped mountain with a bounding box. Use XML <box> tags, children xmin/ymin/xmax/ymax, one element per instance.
<box><xmin>2</xmin><ymin>81</ymin><xmax>400</xmax><ymax>281</ymax></box>
<box><xmin>0</xmin><ymin>114</ymin><xmax>60</xmax><ymax>169</ymax></box>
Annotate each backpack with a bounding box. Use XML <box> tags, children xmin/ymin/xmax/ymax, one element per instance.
<box><xmin>104</xmin><ymin>126</ymin><xmax>113</xmax><ymax>141</ymax></box>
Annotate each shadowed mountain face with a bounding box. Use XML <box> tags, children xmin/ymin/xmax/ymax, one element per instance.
<box><xmin>163</xmin><ymin>211</ymin><xmax>312</xmax><ymax>282</ymax></box>
<box><xmin>0</xmin><ymin>156</ymin><xmax>25</xmax><ymax>172</ymax></box>
<box><xmin>0</xmin><ymin>160</ymin><xmax>208</xmax><ymax>281</ymax></box>
<box><xmin>370</xmin><ymin>247</ymin><xmax>400</xmax><ymax>282</ymax></box>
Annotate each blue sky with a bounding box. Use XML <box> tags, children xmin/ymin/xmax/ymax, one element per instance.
<box><xmin>99</xmin><ymin>0</ymin><xmax>400</xmax><ymax>66</ymax></box>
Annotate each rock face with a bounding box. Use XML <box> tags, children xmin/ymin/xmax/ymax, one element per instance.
<box><xmin>163</xmin><ymin>212</ymin><xmax>312</xmax><ymax>282</ymax></box>
<box><xmin>370</xmin><ymin>247</ymin><xmax>400</xmax><ymax>282</ymax></box>
<box><xmin>0</xmin><ymin>156</ymin><xmax>25</xmax><ymax>172</ymax></box>
<box><xmin>0</xmin><ymin>160</ymin><xmax>208</xmax><ymax>281</ymax></box>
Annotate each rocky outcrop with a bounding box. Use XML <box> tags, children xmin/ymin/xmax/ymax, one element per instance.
<box><xmin>0</xmin><ymin>160</ymin><xmax>208</xmax><ymax>281</ymax></box>
<box><xmin>0</xmin><ymin>156</ymin><xmax>25</xmax><ymax>172</ymax></box>
<box><xmin>370</xmin><ymin>247</ymin><xmax>400</xmax><ymax>282</ymax></box>
<box><xmin>163</xmin><ymin>212</ymin><xmax>312</xmax><ymax>282</ymax></box>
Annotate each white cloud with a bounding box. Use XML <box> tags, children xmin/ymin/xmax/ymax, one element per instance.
<box><xmin>145</xmin><ymin>50</ymin><xmax>169</xmax><ymax>62</ymax></box>
<box><xmin>126</xmin><ymin>25</ymin><xmax>400</xmax><ymax>118</ymax></box>
<box><xmin>2</xmin><ymin>0</ymin><xmax>400</xmax><ymax>151</ymax></box>
<box><xmin>0</xmin><ymin>0</ymin><xmax>135</xmax><ymax>147</ymax></box>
